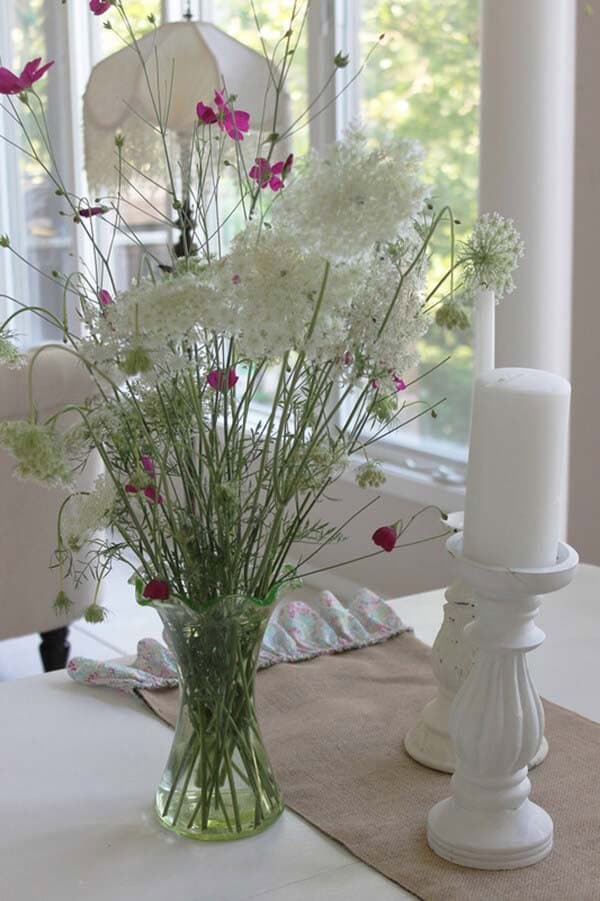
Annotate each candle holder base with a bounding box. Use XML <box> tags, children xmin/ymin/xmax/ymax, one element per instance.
<box><xmin>404</xmin><ymin>578</ymin><xmax>548</xmax><ymax>774</ymax></box>
<box><xmin>427</xmin><ymin>798</ymin><xmax>553</xmax><ymax>870</ymax></box>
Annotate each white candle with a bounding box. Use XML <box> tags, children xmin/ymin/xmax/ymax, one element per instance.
<box><xmin>463</xmin><ymin>367</ymin><xmax>570</xmax><ymax>569</ymax></box>
<box><xmin>473</xmin><ymin>289</ymin><xmax>495</xmax><ymax>378</ymax></box>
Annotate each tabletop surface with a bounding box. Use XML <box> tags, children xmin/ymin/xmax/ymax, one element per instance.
<box><xmin>2</xmin><ymin>563</ymin><xmax>599</xmax><ymax>901</ymax></box>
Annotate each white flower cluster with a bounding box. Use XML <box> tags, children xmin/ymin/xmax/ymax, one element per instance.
<box><xmin>0</xmin><ymin>334</ymin><xmax>25</xmax><ymax>368</ymax></box>
<box><xmin>81</xmin><ymin>271</ymin><xmax>218</xmax><ymax>369</ymax></box>
<box><xmin>346</xmin><ymin>246</ymin><xmax>428</xmax><ymax>384</ymax></box>
<box><xmin>0</xmin><ymin>420</ymin><xmax>71</xmax><ymax>486</ymax></box>
<box><xmin>459</xmin><ymin>212</ymin><xmax>524</xmax><ymax>300</ymax></box>
<box><xmin>62</xmin><ymin>473</ymin><xmax>118</xmax><ymax>550</ymax></box>
<box><xmin>215</xmin><ymin>226</ymin><xmax>361</xmax><ymax>363</ymax></box>
<box><xmin>273</xmin><ymin>127</ymin><xmax>427</xmax><ymax>260</ymax></box>
<box><xmin>77</xmin><ymin>128</ymin><xmax>431</xmax><ymax>385</ymax></box>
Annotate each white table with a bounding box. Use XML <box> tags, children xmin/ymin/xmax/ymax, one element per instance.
<box><xmin>2</xmin><ymin>564</ymin><xmax>599</xmax><ymax>901</ymax></box>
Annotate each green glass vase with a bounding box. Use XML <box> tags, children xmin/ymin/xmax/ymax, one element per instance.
<box><xmin>154</xmin><ymin>597</ymin><xmax>284</xmax><ymax>840</ymax></box>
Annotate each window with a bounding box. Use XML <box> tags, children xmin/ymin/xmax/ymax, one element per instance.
<box><xmin>0</xmin><ymin>0</ymin><xmax>478</xmax><ymax>476</ymax></box>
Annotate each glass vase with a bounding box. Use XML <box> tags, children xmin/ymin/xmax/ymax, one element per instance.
<box><xmin>153</xmin><ymin>597</ymin><xmax>284</xmax><ymax>840</ymax></box>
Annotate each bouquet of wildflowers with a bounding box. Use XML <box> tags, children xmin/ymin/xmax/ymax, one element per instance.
<box><xmin>0</xmin><ymin>1</ymin><xmax>523</xmax><ymax>622</ymax></box>
<box><xmin>0</xmin><ymin>1</ymin><xmax>525</xmax><ymax>842</ymax></box>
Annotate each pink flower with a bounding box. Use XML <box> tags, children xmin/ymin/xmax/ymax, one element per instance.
<box><xmin>195</xmin><ymin>90</ymin><xmax>250</xmax><ymax>141</ymax></box>
<box><xmin>143</xmin><ymin>579</ymin><xmax>170</xmax><ymax>601</ymax></box>
<box><xmin>125</xmin><ymin>483</ymin><xmax>138</xmax><ymax>495</ymax></box>
<box><xmin>207</xmin><ymin>368</ymin><xmax>239</xmax><ymax>391</ymax></box>
<box><xmin>393</xmin><ymin>375</ymin><xmax>407</xmax><ymax>392</ymax></box>
<box><xmin>249</xmin><ymin>153</ymin><xmax>293</xmax><ymax>192</ymax></box>
<box><xmin>0</xmin><ymin>58</ymin><xmax>54</xmax><ymax>95</ymax></box>
<box><xmin>372</xmin><ymin>525</ymin><xmax>398</xmax><ymax>553</ymax></box>
<box><xmin>141</xmin><ymin>455</ymin><xmax>155</xmax><ymax>476</ymax></box>
<box><xmin>89</xmin><ymin>0</ymin><xmax>112</xmax><ymax>14</ymax></box>
<box><xmin>343</xmin><ymin>351</ymin><xmax>353</xmax><ymax>366</ymax></box>
<box><xmin>143</xmin><ymin>486</ymin><xmax>163</xmax><ymax>505</ymax></box>
<box><xmin>77</xmin><ymin>205</ymin><xmax>108</xmax><ymax>220</ymax></box>
<box><xmin>99</xmin><ymin>289</ymin><xmax>113</xmax><ymax>306</ymax></box>
<box><xmin>232</xmin><ymin>274</ymin><xmax>241</xmax><ymax>285</ymax></box>
<box><xmin>214</xmin><ymin>90</ymin><xmax>250</xmax><ymax>141</ymax></box>
<box><xmin>196</xmin><ymin>101</ymin><xmax>218</xmax><ymax>125</ymax></box>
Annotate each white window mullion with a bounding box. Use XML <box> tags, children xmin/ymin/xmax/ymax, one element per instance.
<box><xmin>334</xmin><ymin>0</ymin><xmax>360</xmax><ymax>135</ymax></box>
<box><xmin>0</xmin><ymin>3</ymin><xmax>37</xmax><ymax>343</ymax></box>
<box><xmin>307</xmin><ymin>0</ymin><xmax>337</xmax><ymax>153</ymax></box>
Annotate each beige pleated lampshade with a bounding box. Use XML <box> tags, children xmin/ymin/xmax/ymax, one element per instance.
<box><xmin>83</xmin><ymin>21</ymin><xmax>291</xmax><ymax>190</ymax></box>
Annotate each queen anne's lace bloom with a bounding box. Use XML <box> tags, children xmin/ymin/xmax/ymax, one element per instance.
<box><xmin>459</xmin><ymin>212</ymin><xmax>524</xmax><ymax>300</ymax></box>
<box><xmin>273</xmin><ymin>127</ymin><xmax>427</xmax><ymax>261</ymax></box>
<box><xmin>355</xmin><ymin>460</ymin><xmax>387</xmax><ymax>489</ymax></box>
<box><xmin>0</xmin><ymin>420</ymin><xmax>72</xmax><ymax>486</ymax></box>
<box><xmin>63</xmin><ymin>474</ymin><xmax>118</xmax><ymax>550</ymax></box>
<box><xmin>214</xmin><ymin>225</ymin><xmax>361</xmax><ymax>363</ymax></box>
<box><xmin>0</xmin><ymin>334</ymin><xmax>24</xmax><ymax>368</ymax></box>
<box><xmin>345</xmin><ymin>244</ymin><xmax>428</xmax><ymax>386</ymax></box>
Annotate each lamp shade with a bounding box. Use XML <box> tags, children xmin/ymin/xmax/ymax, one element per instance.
<box><xmin>83</xmin><ymin>21</ymin><xmax>291</xmax><ymax>190</ymax></box>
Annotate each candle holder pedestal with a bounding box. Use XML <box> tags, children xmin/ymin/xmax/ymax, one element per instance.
<box><xmin>427</xmin><ymin>534</ymin><xmax>578</xmax><ymax>870</ymax></box>
<box><xmin>404</xmin><ymin>581</ymin><xmax>477</xmax><ymax>773</ymax></box>
<box><xmin>404</xmin><ymin>584</ymin><xmax>548</xmax><ymax>774</ymax></box>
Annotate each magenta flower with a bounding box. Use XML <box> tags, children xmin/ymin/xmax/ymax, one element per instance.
<box><xmin>214</xmin><ymin>90</ymin><xmax>250</xmax><ymax>141</ymax></box>
<box><xmin>125</xmin><ymin>483</ymin><xmax>138</xmax><ymax>495</ymax></box>
<box><xmin>89</xmin><ymin>0</ymin><xmax>112</xmax><ymax>14</ymax></box>
<box><xmin>141</xmin><ymin>455</ymin><xmax>155</xmax><ymax>476</ymax></box>
<box><xmin>0</xmin><ymin>58</ymin><xmax>54</xmax><ymax>96</ymax></box>
<box><xmin>77</xmin><ymin>205</ymin><xmax>108</xmax><ymax>220</ymax></box>
<box><xmin>232</xmin><ymin>274</ymin><xmax>241</xmax><ymax>285</ymax></box>
<box><xmin>207</xmin><ymin>368</ymin><xmax>239</xmax><ymax>391</ymax></box>
<box><xmin>143</xmin><ymin>486</ymin><xmax>164</xmax><ymax>505</ymax></box>
<box><xmin>249</xmin><ymin>153</ymin><xmax>293</xmax><ymax>192</ymax></box>
<box><xmin>372</xmin><ymin>525</ymin><xmax>398</xmax><ymax>553</ymax></box>
<box><xmin>99</xmin><ymin>289</ymin><xmax>113</xmax><ymax>307</ymax></box>
<box><xmin>195</xmin><ymin>90</ymin><xmax>250</xmax><ymax>141</ymax></box>
<box><xmin>143</xmin><ymin>579</ymin><xmax>170</xmax><ymax>601</ymax></box>
<box><xmin>196</xmin><ymin>101</ymin><xmax>218</xmax><ymax>125</ymax></box>
<box><xmin>393</xmin><ymin>375</ymin><xmax>407</xmax><ymax>392</ymax></box>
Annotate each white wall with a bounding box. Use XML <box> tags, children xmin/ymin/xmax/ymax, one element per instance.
<box><xmin>568</xmin><ymin>4</ymin><xmax>600</xmax><ymax>565</ymax></box>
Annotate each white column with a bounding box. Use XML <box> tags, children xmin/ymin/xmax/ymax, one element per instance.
<box><xmin>479</xmin><ymin>0</ymin><xmax>575</xmax><ymax>378</ymax></box>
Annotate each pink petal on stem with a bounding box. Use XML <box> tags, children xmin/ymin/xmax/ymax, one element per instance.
<box><xmin>141</xmin><ymin>455</ymin><xmax>155</xmax><ymax>476</ymax></box>
<box><xmin>21</xmin><ymin>58</ymin><xmax>54</xmax><ymax>87</ymax></box>
<box><xmin>196</xmin><ymin>101</ymin><xmax>218</xmax><ymax>124</ymax></box>
<box><xmin>372</xmin><ymin>525</ymin><xmax>398</xmax><ymax>553</ymax></box>
<box><xmin>78</xmin><ymin>205</ymin><xmax>108</xmax><ymax>219</ymax></box>
<box><xmin>143</xmin><ymin>486</ymin><xmax>163</xmax><ymax>505</ymax></box>
<box><xmin>90</xmin><ymin>0</ymin><xmax>112</xmax><ymax>14</ymax></box>
<box><xmin>99</xmin><ymin>289</ymin><xmax>113</xmax><ymax>306</ymax></box>
<box><xmin>0</xmin><ymin>67</ymin><xmax>25</xmax><ymax>95</ymax></box>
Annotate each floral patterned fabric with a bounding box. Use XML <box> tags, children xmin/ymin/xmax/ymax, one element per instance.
<box><xmin>67</xmin><ymin>588</ymin><xmax>409</xmax><ymax>695</ymax></box>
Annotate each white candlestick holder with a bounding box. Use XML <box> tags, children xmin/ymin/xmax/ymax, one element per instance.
<box><xmin>427</xmin><ymin>533</ymin><xmax>578</xmax><ymax>870</ymax></box>
<box><xmin>404</xmin><ymin>579</ymin><xmax>477</xmax><ymax>773</ymax></box>
<box><xmin>405</xmin><ymin>517</ymin><xmax>549</xmax><ymax>774</ymax></box>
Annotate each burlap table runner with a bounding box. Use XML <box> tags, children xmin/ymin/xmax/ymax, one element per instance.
<box><xmin>140</xmin><ymin>632</ymin><xmax>600</xmax><ymax>900</ymax></box>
